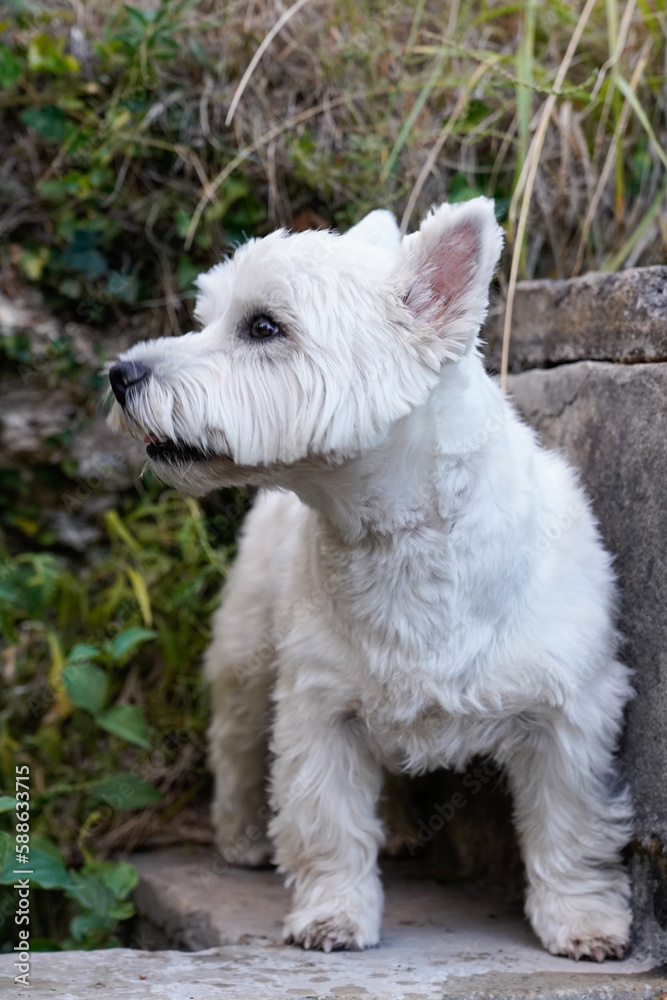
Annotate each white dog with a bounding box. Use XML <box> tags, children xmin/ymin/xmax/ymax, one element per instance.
<box><xmin>108</xmin><ymin>198</ymin><xmax>633</xmax><ymax>961</ymax></box>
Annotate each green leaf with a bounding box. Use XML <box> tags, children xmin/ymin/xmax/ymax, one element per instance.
<box><xmin>614</xmin><ymin>73</ymin><xmax>667</xmax><ymax>173</ymax></box>
<box><xmin>0</xmin><ymin>796</ymin><xmax>17</xmax><ymax>813</ymax></box>
<box><xmin>30</xmin><ymin>836</ymin><xmax>65</xmax><ymax>866</ymax></box>
<box><xmin>89</xmin><ymin>773</ymin><xmax>162</xmax><ymax>811</ymax></box>
<box><xmin>175</xmin><ymin>206</ymin><xmax>192</xmax><ymax>238</ymax></box>
<box><xmin>28</xmin><ymin>33</ymin><xmax>79</xmax><ymax>75</ymax></box>
<box><xmin>65</xmin><ymin>870</ymin><xmax>123</xmax><ymax>945</ymax></box>
<box><xmin>58</xmin><ymin>277</ymin><xmax>82</xmax><ymax>299</ymax></box>
<box><xmin>89</xmin><ymin>860</ymin><xmax>139</xmax><ymax>900</ymax></box>
<box><xmin>66</xmin><ymin>869</ymin><xmax>112</xmax><ymax>914</ymax></box>
<box><xmin>126</xmin><ymin>568</ymin><xmax>152</xmax><ymax>627</ymax></box>
<box><xmin>177</xmin><ymin>255</ymin><xmax>199</xmax><ymax>291</ymax></box>
<box><xmin>0</xmin><ymin>832</ymin><xmax>72</xmax><ymax>889</ymax></box>
<box><xmin>189</xmin><ymin>39</ymin><xmax>204</xmax><ymax>64</ymax></box>
<box><xmin>125</xmin><ymin>6</ymin><xmax>154</xmax><ymax>27</ymax></box>
<box><xmin>29</xmin><ymin>938</ymin><xmax>63</xmax><ymax>952</ymax></box>
<box><xmin>109</xmin><ymin>900</ymin><xmax>134</xmax><ymax>920</ymax></box>
<box><xmin>0</xmin><ymin>42</ymin><xmax>24</xmax><ymax>88</ymax></box>
<box><xmin>37</xmin><ymin>179</ymin><xmax>68</xmax><ymax>203</ymax></box>
<box><xmin>0</xmin><ymin>832</ymin><xmax>14</xmax><ymax>882</ymax></box>
<box><xmin>449</xmin><ymin>172</ymin><xmax>485</xmax><ymax>203</ymax></box>
<box><xmin>68</xmin><ymin>912</ymin><xmax>111</xmax><ymax>945</ymax></box>
<box><xmin>64</xmin><ymin>232</ymin><xmax>108</xmax><ymax>279</ymax></box>
<box><xmin>106</xmin><ymin>627</ymin><xmax>157</xmax><ymax>663</ymax></box>
<box><xmin>20</xmin><ymin>246</ymin><xmax>50</xmax><ymax>281</ymax></box>
<box><xmin>106</xmin><ymin>271</ymin><xmax>138</xmax><ymax>303</ymax></box>
<box><xmin>20</xmin><ymin>105</ymin><xmax>66</xmax><ymax>142</ymax></box>
<box><xmin>96</xmin><ymin>705</ymin><xmax>149</xmax><ymax>747</ymax></box>
<box><xmin>66</xmin><ymin>643</ymin><xmax>101</xmax><ymax>664</ymax></box>
<box><xmin>63</xmin><ymin>662</ymin><xmax>109</xmax><ymax>715</ymax></box>
<box><xmin>28</xmin><ymin>848</ymin><xmax>73</xmax><ymax>890</ymax></box>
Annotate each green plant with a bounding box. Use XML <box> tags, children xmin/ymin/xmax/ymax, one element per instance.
<box><xmin>0</xmin><ymin>491</ymin><xmax>239</xmax><ymax>947</ymax></box>
<box><xmin>0</xmin><ymin>558</ymin><xmax>158</xmax><ymax>948</ymax></box>
<box><xmin>0</xmin><ymin>824</ymin><xmax>140</xmax><ymax>949</ymax></box>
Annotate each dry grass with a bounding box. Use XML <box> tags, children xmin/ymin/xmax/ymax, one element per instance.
<box><xmin>0</xmin><ymin>0</ymin><xmax>665</xmax><ymax>350</ymax></box>
<box><xmin>191</xmin><ymin>0</ymin><xmax>667</xmax><ymax>264</ymax></box>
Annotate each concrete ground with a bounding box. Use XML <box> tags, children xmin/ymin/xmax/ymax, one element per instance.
<box><xmin>4</xmin><ymin>848</ymin><xmax>664</xmax><ymax>1000</ymax></box>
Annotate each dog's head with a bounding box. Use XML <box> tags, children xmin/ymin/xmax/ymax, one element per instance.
<box><xmin>108</xmin><ymin>197</ymin><xmax>503</xmax><ymax>494</ymax></box>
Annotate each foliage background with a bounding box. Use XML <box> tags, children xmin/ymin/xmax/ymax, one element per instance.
<box><xmin>0</xmin><ymin>0</ymin><xmax>665</xmax><ymax>949</ymax></box>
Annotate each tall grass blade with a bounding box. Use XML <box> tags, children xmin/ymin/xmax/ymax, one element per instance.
<box><xmin>603</xmin><ymin>180</ymin><xmax>666</xmax><ymax>271</ymax></box>
<box><xmin>501</xmin><ymin>0</ymin><xmax>599</xmax><ymax>390</ymax></box>
<box><xmin>614</xmin><ymin>71</ymin><xmax>667</xmax><ymax>171</ymax></box>
<box><xmin>515</xmin><ymin>0</ymin><xmax>538</xmax><ymax>186</ymax></box>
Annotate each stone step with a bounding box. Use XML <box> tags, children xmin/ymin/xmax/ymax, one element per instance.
<box><xmin>483</xmin><ymin>265</ymin><xmax>667</xmax><ymax>372</ymax></box>
<box><xmin>6</xmin><ymin>846</ymin><xmax>661</xmax><ymax>1000</ymax></box>
<box><xmin>3</xmin><ymin>946</ymin><xmax>666</xmax><ymax>1000</ymax></box>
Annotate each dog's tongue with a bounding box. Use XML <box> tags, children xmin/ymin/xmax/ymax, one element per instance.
<box><xmin>144</xmin><ymin>432</ymin><xmax>161</xmax><ymax>444</ymax></box>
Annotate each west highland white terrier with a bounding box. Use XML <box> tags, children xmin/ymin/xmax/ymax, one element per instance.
<box><xmin>108</xmin><ymin>198</ymin><xmax>633</xmax><ymax>960</ymax></box>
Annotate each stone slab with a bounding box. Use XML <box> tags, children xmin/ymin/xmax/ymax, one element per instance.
<box><xmin>484</xmin><ymin>267</ymin><xmax>667</xmax><ymax>372</ymax></box>
<box><xmin>507</xmin><ymin>360</ymin><xmax>667</xmax><ymax>964</ymax></box>
<box><xmin>1</xmin><ymin>948</ymin><xmax>666</xmax><ymax>1000</ymax></box>
<box><xmin>3</xmin><ymin>846</ymin><xmax>664</xmax><ymax>999</ymax></box>
<box><xmin>123</xmin><ymin>847</ymin><xmax>658</xmax><ymax>990</ymax></box>
<box><xmin>128</xmin><ymin>848</ymin><xmax>662</xmax><ymax>972</ymax></box>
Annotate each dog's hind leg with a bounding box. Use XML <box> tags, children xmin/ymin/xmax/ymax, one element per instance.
<box><xmin>205</xmin><ymin>603</ymin><xmax>275</xmax><ymax>867</ymax></box>
<box><xmin>204</xmin><ymin>524</ymin><xmax>279</xmax><ymax>866</ymax></box>
<box><xmin>205</xmin><ymin>619</ymin><xmax>275</xmax><ymax>867</ymax></box>
<box><xmin>270</xmin><ymin>676</ymin><xmax>385</xmax><ymax>951</ymax></box>
<box><xmin>502</xmin><ymin>662</ymin><xmax>633</xmax><ymax>961</ymax></box>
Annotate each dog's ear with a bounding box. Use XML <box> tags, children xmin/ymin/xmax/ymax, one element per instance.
<box><xmin>345</xmin><ymin>210</ymin><xmax>402</xmax><ymax>252</ymax></box>
<box><xmin>401</xmin><ymin>198</ymin><xmax>503</xmax><ymax>361</ymax></box>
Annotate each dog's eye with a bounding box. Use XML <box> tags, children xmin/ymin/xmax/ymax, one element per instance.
<box><xmin>250</xmin><ymin>316</ymin><xmax>282</xmax><ymax>340</ymax></box>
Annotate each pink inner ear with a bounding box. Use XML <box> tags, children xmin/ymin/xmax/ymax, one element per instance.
<box><xmin>405</xmin><ymin>220</ymin><xmax>480</xmax><ymax>328</ymax></box>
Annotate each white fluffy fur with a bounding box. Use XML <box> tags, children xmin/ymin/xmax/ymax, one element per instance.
<box><xmin>109</xmin><ymin>198</ymin><xmax>633</xmax><ymax>960</ymax></box>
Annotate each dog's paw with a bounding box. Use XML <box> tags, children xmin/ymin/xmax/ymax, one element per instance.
<box><xmin>560</xmin><ymin>934</ymin><xmax>629</xmax><ymax>963</ymax></box>
<box><xmin>282</xmin><ymin>874</ymin><xmax>383</xmax><ymax>952</ymax></box>
<box><xmin>527</xmin><ymin>887</ymin><xmax>631</xmax><ymax>963</ymax></box>
<box><xmin>216</xmin><ymin>835</ymin><xmax>274</xmax><ymax>868</ymax></box>
<box><xmin>284</xmin><ymin>914</ymin><xmax>374</xmax><ymax>952</ymax></box>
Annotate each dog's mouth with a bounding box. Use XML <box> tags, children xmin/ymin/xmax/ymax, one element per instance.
<box><xmin>144</xmin><ymin>434</ymin><xmax>212</xmax><ymax>463</ymax></box>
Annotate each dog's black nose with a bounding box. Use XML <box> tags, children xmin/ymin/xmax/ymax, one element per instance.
<box><xmin>109</xmin><ymin>361</ymin><xmax>151</xmax><ymax>407</ymax></box>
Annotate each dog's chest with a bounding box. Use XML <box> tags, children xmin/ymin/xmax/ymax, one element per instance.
<box><xmin>308</xmin><ymin>529</ymin><xmax>528</xmax><ymax>771</ymax></box>
<box><xmin>312</xmin><ymin>524</ymin><xmax>511</xmax><ymax>769</ymax></box>
<box><xmin>356</xmin><ymin>669</ymin><xmax>510</xmax><ymax>773</ymax></box>
<box><xmin>316</xmin><ymin>523</ymin><xmax>457</xmax><ymax>664</ymax></box>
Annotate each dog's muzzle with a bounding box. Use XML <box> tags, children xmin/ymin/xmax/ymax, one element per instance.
<box><xmin>108</xmin><ymin>358</ymin><xmax>227</xmax><ymax>466</ymax></box>
<box><xmin>109</xmin><ymin>361</ymin><xmax>151</xmax><ymax>407</ymax></box>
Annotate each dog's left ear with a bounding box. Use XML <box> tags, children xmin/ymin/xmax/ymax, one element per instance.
<box><xmin>401</xmin><ymin>197</ymin><xmax>503</xmax><ymax>361</ymax></box>
<box><xmin>345</xmin><ymin>209</ymin><xmax>402</xmax><ymax>253</ymax></box>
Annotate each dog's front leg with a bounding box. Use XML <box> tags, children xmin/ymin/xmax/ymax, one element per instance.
<box><xmin>503</xmin><ymin>684</ymin><xmax>633</xmax><ymax>961</ymax></box>
<box><xmin>269</xmin><ymin>678</ymin><xmax>385</xmax><ymax>952</ymax></box>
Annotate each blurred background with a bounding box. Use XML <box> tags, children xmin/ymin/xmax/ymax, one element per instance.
<box><xmin>0</xmin><ymin>0</ymin><xmax>665</xmax><ymax>951</ymax></box>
